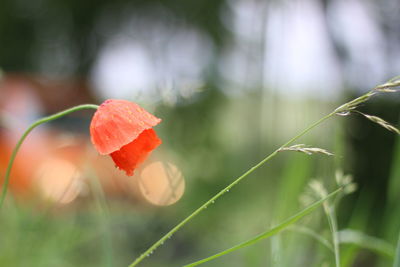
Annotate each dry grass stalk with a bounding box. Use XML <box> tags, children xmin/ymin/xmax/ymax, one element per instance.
<box><xmin>278</xmin><ymin>144</ymin><xmax>334</xmax><ymax>156</ymax></box>
<box><xmin>374</xmin><ymin>76</ymin><xmax>400</xmax><ymax>92</ymax></box>
<box><xmin>355</xmin><ymin>111</ymin><xmax>400</xmax><ymax>135</ymax></box>
<box><xmin>334</xmin><ymin>91</ymin><xmax>376</xmax><ymax>115</ymax></box>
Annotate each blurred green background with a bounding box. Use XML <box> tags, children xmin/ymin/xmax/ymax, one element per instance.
<box><xmin>0</xmin><ymin>0</ymin><xmax>400</xmax><ymax>266</ymax></box>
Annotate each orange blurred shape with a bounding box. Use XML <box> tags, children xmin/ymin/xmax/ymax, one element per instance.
<box><xmin>0</xmin><ymin>131</ymin><xmax>53</xmax><ymax>198</ymax></box>
<box><xmin>0</xmin><ymin>136</ymin><xmax>33</xmax><ymax>196</ymax></box>
<box><xmin>1</xmin><ymin>127</ymin><xmax>185</xmax><ymax>207</ymax></box>
<box><xmin>0</xmin><ymin>130</ymin><xmax>88</xmax><ymax>204</ymax></box>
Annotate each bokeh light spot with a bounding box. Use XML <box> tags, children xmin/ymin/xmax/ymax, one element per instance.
<box><xmin>138</xmin><ymin>161</ymin><xmax>184</xmax><ymax>206</ymax></box>
<box><xmin>34</xmin><ymin>158</ymin><xmax>84</xmax><ymax>204</ymax></box>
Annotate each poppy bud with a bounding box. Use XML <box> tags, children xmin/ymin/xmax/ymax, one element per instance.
<box><xmin>90</xmin><ymin>99</ymin><xmax>162</xmax><ymax>176</ymax></box>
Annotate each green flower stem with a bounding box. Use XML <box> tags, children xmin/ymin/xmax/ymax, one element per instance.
<box><xmin>129</xmin><ymin>90</ymin><xmax>376</xmax><ymax>267</ymax></box>
<box><xmin>0</xmin><ymin>104</ymin><xmax>99</xmax><ymax>208</ymax></box>
<box><xmin>184</xmin><ymin>187</ymin><xmax>343</xmax><ymax>267</ymax></box>
<box><xmin>325</xmin><ymin>203</ymin><xmax>340</xmax><ymax>267</ymax></box>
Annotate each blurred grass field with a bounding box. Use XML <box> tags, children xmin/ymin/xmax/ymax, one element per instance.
<box><xmin>1</xmin><ymin>89</ymin><xmax>399</xmax><ymax>266</ymax></box>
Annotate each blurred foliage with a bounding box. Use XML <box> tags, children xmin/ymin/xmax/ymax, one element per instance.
<box><xmin>1</xmin><ymin>0</ymin><xmax>400</xmax><ymax>266</ymax></box>
<box><xmin>0</xmin><ymin>0</ymin><xmax>227</xmax><ymax>74</ymax></box>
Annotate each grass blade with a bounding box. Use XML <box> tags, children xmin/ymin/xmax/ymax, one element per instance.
<box><xmin>338</xmin><ymin>229</ymin><xmax>395</xmax><ymax>259</ymax></box>
<box><xmin>324</xmin><ymin>204</ymin><xmax>340</xmax><ymax>267</ymax></box>
<box><xmin>289</xmin><ymin>225</ymin><xmax>333</xmax><ymax>252</ymax></box>
<box><xmin>184</xmin><ymin>187</ymin><xmax>343</xmax><ymax>267</ymax></box>
<box><xmin>394</xmin><ymin>231</ymin><xmax>400</xmax><ymax>267</ymax></box>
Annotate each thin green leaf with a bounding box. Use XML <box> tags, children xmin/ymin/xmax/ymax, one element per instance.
<box><xmin>289</xmin><ymin>225</ymin><xmax>333</xmax><ymax>252</ymax></box>
<box><xmin>324</xmin><ymin>204</ymin><xmax>340</xmax><ymax>267</ymax></box>
<box><xmin>184</xmin><ymin>187</ymin><xmax>343</xmax><ymax>267</ymax></box>
<box><xmin>338</xmin><ymin>229</ymin><xmax>395</xmax><ymax>259</ymax></box>
<box><xmin>394</xmin><ymin>231</ymin><xmax>400</xmax><ymax>267</ymax></box>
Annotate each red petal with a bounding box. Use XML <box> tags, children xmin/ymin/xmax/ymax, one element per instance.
<box><xmin>90</xmin><ymin>100</ymin><xmax>161</xmax><ymax>155</ymax></box>
<box><xmin>110</xmin><ymin>129</ymin><xmax>162</xmax><ymax>176</ymax></box>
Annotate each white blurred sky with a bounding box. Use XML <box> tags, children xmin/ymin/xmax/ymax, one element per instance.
<box><xmin>91</xmin><ymin>0</ymin><xmax>392</xmax><ymax>102</ymax></box>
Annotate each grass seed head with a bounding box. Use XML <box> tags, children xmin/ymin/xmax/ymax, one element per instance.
<box><xmin>335</xmin><ymin>170</ymin><xmax>357</xmax><ymax>195</ymax></box>
<box><xmin>279</xmin><ymin>144</ymin><xmax>334</xmax><ymax>156</ymax></box>
<box><xmin>374</xmin><ymin>76</ymin><xmax>400</xmax><ymax>92</ymax></box>
<box><xmin>357</xmin><ymin>112</ymin><xmax>400</xmax><ymax>135</ymax></box>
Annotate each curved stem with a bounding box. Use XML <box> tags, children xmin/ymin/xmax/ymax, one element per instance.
<box><xmin>0</xmin><ymin>104</ymin><xmax>99</xmax><ymax>208</ymax></box>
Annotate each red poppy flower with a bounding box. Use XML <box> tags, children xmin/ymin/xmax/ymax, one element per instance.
<box><xmin>90</xmin><ymin>99</ymin><xmax>162</xmax><ymax>176</ymax></box>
